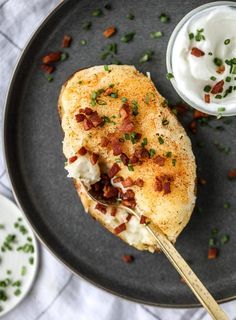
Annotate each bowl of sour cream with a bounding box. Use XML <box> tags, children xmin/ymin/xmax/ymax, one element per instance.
<box><xmin>166</xmin><ymin>1</ymin><xmax>236</xmax><ymax>117</ymax></box>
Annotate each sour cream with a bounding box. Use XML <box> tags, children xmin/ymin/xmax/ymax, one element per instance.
<box><xmin>167</xmin><ymin>4</ymin><xmax>236</xmax><ymax>115</ymax></box>
<box><xmin>65</xmin><ymin>155</ymin><xmax>100</xmax><ymax>188</ymax></box>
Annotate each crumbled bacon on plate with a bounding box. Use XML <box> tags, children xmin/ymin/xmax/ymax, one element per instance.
<box><xmin>103</xmin><ymin>26</ymin><xmax>116</xmax><ymax>38</ymax></box>
<box><xmin>119</xmin><ymin>103</ymin><xmax>130</xmax><ymax>119</ymax></box>
<box><xmin>189</xmin><ymin>120</ymin><xmax>197</xmax><ymax>134</ymax></box>
<box><xmin>40</xmin><ymin>64</ymin><xmax>54</xmax><ymax>74</ymax></box>
<box><xmin>103</xmin><ymin>185</ymin><xmax>118</xmax><ymax>198</ymax></box>
<box><xmin>114</xmin><ymin>223</ymin><xmax>126</xmax><ymax>234</ymax></box>
<box><xmin>193</xmin><ymin>110</ymin><xmax>209</xmax><ymax>119</ymax></box>
<box><xmin>153</xmin><ymin>155</ymin><xmax>165</xmax><ymax>166</ymax></box>
<box><xmin>122</xmin><ymin>177</ymin><xmax>134</xmax><ymax>187</ymax></box>
<box><xmin>140</xmin><ymin>215</ymin><xmax>148</xmax><ymax>224</ymax></box>
<box><xmin>68</xmin><ymin>155</ymin><xmax>77</xmax><ymax>164</ymax></box>
<box><xmin>198</xmin><ymin>177</ymin><xmax>207</xmax><ymax>185</ymax></box>
<box><xmin>216</xmin><ymin>65</ymin><xmax>225</xmax><ymax>74</ymax></box>
<box><xmin>90</xmin><ymin>111</ymin><xmax>103</xmax><ymax>127</ymax></box>
<box><xmin>95</xmin><ymin>203</ymin><xmax>107</xmax><ymax>214</ymax></box>
<box><xmin>208</xmin><ymin>247</ymin><xmax>218</xmax><ymax>259</ymax></box>
<box><xmin>204</xmin><ymin>94</ymin><xmax>210</xmax><ymax>104</ymax></box>
<box><xmin>110</xmin><ymin>207</ymin><xmax>117</xmax><ymax>216</ymax></box>
<box><xmin>191</xmin><ymin>47</ymin><xmax>205</xmax><ymax>57</ymax></box>
<box><xmin>113</xmin><ymin>176</ymin><xmax>124</xmax><ymax>183</ymax></box>
<box><xmin>228</xmin><ymin>168</ymin><xmax>236</xmax><ymax>179</ymax></box>
<box><xmin>42</xmin><ymin>51</ymin><xmax>61</xmax><ymax>64</ymax></box>
<box><xmin>134</xmin><ymin>178</ymin><xmax>144</xmax><ymax>187</ymax></box>
<box><xmin>75</xmin><ymin>113</ymin><xmax>86</xmax><ymax>122</ymax></box>
<box><xmin>211</xmin><ymin>80</ymin><xmax>224</xmax><ymax>94</ymax></box>
<box><xmin>120</xmin><ymin>153</ymin><xmax>129</xmax><ymax>165</ymax></box>
<box><xmin>108</xmin><ymin>163</ymin><xmax>121</xmax><ymax>178</ymax></box>
<box><xmin>122</xmin><ymin>255</ymin><xmax>134</xmax><ymax>263</ymax></box>
<box><xmin>90</xmin><ymin>153</ymin><xmax>99</xmax><ymax>165</ymax></box>
<box><xmin>101</xmin><ymin>137</ymin><xmax>109</xmax><ymax>147</ymax></box>
<box><xmin>61</xmin><ymin>35</ymin><xmax>72</xmax><ymax>48</ymax></box>
<box><xmin>83</xmin><ymin>118</ymin><xmax>94</xmax><ymax>130</ymax></box>
<box><xmin>77</xmin><ymin>146</ymin><xmax>87</xmax><ymax>156</ymax></box>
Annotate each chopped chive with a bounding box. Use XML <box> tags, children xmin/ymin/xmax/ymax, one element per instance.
<box><xmin>150</xmin><ymin>31</ymin><xmax>163</xmax><ymax>39</ymax></box>
<box><xmin>121</xmin><ymin>97</ymin><xmax>127</xmax><ymax>102</ymax></box>
<box><xmin>213</xmin><ymin>57</ymin><xmax>223</xmax><ymax>67</ymax></box>
<box><xmin>149</xmin><ymin>149</ymin><xmax>156</xmax><ymax>158</ymax></box>
<box><xmin>132</xmin><ymin>100</ymin><xmax>139</xmax><ymax>116</ymax></box>
<box><xmin>220</xmin><ymin>234</ymin><xmax>230</xmax><ymax>246</ymax></box>
<box><xmin>211</xmin><ymin>228</ymin><xmax>218</xmax><ymax>236</ymax></box>
<box><xmin>80</xmin><ymin>39</ymin><xmax>87</xmax><ymax>45</ymax></box>
<box><xmin>166</xmin><ymin>72</ymin><xmax>174</xmax><ymax>80</ymax></box>
<box><xmin>12</xmin><ymin>280</ymin><xmax>21</xmax><ymax>287</ymax></box>
<box><xmin>226</xmin><ymin>76</ymin><xmax>231</xmax><ymax>82</ymax></box>
<box><xmin>159</xmin><ymin>13</ymin><xmax>170</xmax><ymax>23</ymax></box>
<box><xmin>21</xmin><ymin>266</ymin><xmax>27</xmax><ymax>276</ymax></box>
<box><xmin>208</xmin><ymin>52</ymin><xmax>213</xmax><ymax>56</ymax></box>
<box><xmin>165</xmin><ymin>151</ymin><xmax>172</xmax><ymax>157</ymax></box>
<box><xmin>172</xmin><ymin>159</ymin><xmax>177</xmax><ymax>166</ymax></box>
<box><xmin>14</xmin><ymin>289</ymin><xmax>21</xmax><ymax>296</ymax></box>
<box><xmin>215</xmin><ymin>95</ymin><xmax>222</xmax><ymax>99</ymax></box>
<box><xmin>121</xmin><ymin>32</ymin><xmax>135</xmax><ymax>43</ymax></box>
<box><xmin>126</xmin><ymin>13</ymin><xmax>135</xmax><ymax>20</ymax></box>
<box><xmin>97</xmin><ymin>99</ymin><xmax>107</xmax><ymax>105</ymax></box>
<box><xmin>210</xmin><ymin>76</ymin><xmax>216</xmax><ymax>81</ymax></box>
<box><xmin>6</xmin><ymin>270</ymin><xmax>11</xmax><ymax>275</ymax></box>
<box><xmin>110</xmin><ymin>92</ymin><xmax>118</xmax><ymax>98</ymax></box>
<box><xmin>60</xmin><ymin>52</ymin><xmax>68</xmax><ymax>61</ymax></box>
<box><xmin>82</xmin><ymin>22</ymin><xmax>92</xmax><ymax>30</ymax></box>
<box><xmin>144</xmin><ymin>94</ymin><xmax>150</xmax><ymax>104</ymax></box>
<box><xmin>208</xmin><ymin>238</ymin><xmax>215</xmax><ymax>247</ymax></box>
<box><xmin>188</xmin><ymin>33</ymin><xmax>194</xmax><ymax>40</ymax></box>
<box><xmin>204</xmin><ymin>85</ymin><xmax>211</xmax><ymax>93</ymax></box>
<box><xmin>46</xmin><ymin>75</ymin><xmax>53</xmax><ymax>82</ymax></box>
<box><xmin>0</xmin><ymin>290</ymin><xmax>8</xmax><ymax>301</ymax></box>
<box><xmin>223</xmin><ymin>202</ymin><xmax>230</xmax><ymax>209</ymax></box>
<box><xmin>124</xmin><ymin>133</ymin><xmax>130</xmax><ymax>140</ymax></box>
<box><xmin>104</xmin><ymin>65</ymin><xmax>110</xmax><ymax>72</ymax></box>
<box><xmin>217</xmin><ymin>107</ymin><xmax>225</xmax><ymax>112</ymax></box>
<box><xmin>158</xmin><ymin>136</ymin><xmax>164</xmax><ymax>144</ymax></box>
<box><xmin>139</xmin><ymin>50</ymin><xmax>153</xmax><ymax>63</ymax></box>
<box><xmin>0</xmin><ymin>224</ymin><xmax>4</xmax><ymax>229</ymax></box>
<box><xmin>224</xmin><ymin>39</ymin><xmax>230</xmax><ymax>45</ymax></box>
<box><xmin>195</xmin><ymin>28</ymin><xmax>205</xmax><ymax>41</ymax></box>
<box><xmin>29</xmin><ymin>257</ymin><xmax>34</xmax><ymax>265</ymax></box>
<box><xmin>232</xmin><ymin>65</ymin><xmax>236</xmax><ymax>74</ymax></box>
<box><xmin>92</xmin><ymin>9</ymin><xmax>102</xmax><ymax>17</ymax></box>
<box><xmin>127</xmin><ymin>164</ymin><xmax>134</xmax><ymax>171</ymax></box>
<box><xmin>141</xmin><ymin>138</ymin><xmax>148</xmax><ymax>147</ymax></box>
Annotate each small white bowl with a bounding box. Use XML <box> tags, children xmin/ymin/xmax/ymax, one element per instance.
<box><xmin>166</xmin><ymin>1</ymin><xmax>236</xmax><ymax>117</ymax></box>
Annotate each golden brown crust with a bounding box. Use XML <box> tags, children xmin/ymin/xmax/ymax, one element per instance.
<box><xmin>58</xmin><ymin>65</ymin><xmax>196</xmax><ymax>251</ymax></box>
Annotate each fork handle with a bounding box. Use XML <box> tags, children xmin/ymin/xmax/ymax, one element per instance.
<box><xmin>146</xmin><ymin>225</ymin><xmax>228</xmax><ymax>320</ymax></box>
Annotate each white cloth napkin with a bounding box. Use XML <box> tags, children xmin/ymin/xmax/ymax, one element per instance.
<box><xmin>0</xmin><ymin>1</ymin><xmax>235</xmax><ymax>319</ymax></box>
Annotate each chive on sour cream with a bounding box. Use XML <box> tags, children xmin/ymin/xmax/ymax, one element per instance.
<box><xmin>166</xmin><ymin>2</ymin><xmax>236</xmax><ymax>116</ymax></box>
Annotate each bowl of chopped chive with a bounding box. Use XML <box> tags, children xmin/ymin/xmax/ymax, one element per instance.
<box><xmin>0</xmin><ymin>195</ymin><xmax>38</xmax><ymax>317</ymax></box>
<box><xmin>166</xmin><ymin>1</ymin><xmax>236</xmax><ymax>117</ymax></box>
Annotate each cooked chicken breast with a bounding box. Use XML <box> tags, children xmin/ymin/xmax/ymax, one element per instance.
<box><xmin>58</xmin><ymin>65</ymin><xmax>196</xmax><ymax>252</ymax></box>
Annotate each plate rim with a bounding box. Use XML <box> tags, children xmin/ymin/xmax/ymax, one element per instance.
<box><xmin>2</xmin><ymin>0</ymin><xmax>236</xmax><ymax>308</ymax></box>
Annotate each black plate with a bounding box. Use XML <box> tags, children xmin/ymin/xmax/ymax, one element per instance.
<box><xmin>4</xmin><ymin>0</ymin><xmax>236</xmax><ymax>307</ymax></box>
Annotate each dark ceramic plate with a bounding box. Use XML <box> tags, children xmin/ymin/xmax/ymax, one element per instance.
<box><xmin>4</xmin><ymin>0</ymin><xmax>236</xmax><ymax>307</ymax></box>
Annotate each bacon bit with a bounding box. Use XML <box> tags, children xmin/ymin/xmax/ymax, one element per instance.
<box><xmin>101</xmin><ymin>137</ymin><xmax>109</xmax><ymax>147</ymax></box>
<box><xmin>126</xmin><ymin>213</ymin><xmax>132</xmax><ymax>222</ymax></box>
<box><xmin>108</xmin><ymin>163</ymin><xmax>121</xmax><ymax>178</ymax></box>
<box><xmin>75</xmin><ymin>113</ymin><xmax>86</xmax><ymax>122</ymax></box>
<box><xmin>198</xmin><ymin>177</ymin><xmax>207</xmax><ymax>185</ymax></box>
<box><xmin>68</xmin><ymin>155</ymin><xmax>77</xmax><ymax>164</ymax></box>
<box><xmin>134</xmin><ymin>147</ymin><xmax>150</xmax><ymax>159</ymax></box>
<box><xmin>95</xmin><ymin>203</ymin><xmax>107</xmax><ymax>214</ymax></box>
<box><xmin>154</xmin><ymin>177</ymin><xmax>163</xmax><ymax>192</ymax></box>
<box><xmin>103</xmin><ymin>26</ymin><xmax>116</xmax><ymax>38</ymax></box>
<box><xmin>42</xmin><ymin>51</ymin><xmax>61</xmax><ymax>64</ymax></box>
<box><xmin>140</xmin><ymin>215</ymin><xmax>148</xmax><ymax>224</ymax></box>
<box><xmin>119</xmin><ymin>103</ymin><xmax>130</xmax><ymax>119</ymax></box>
<box><xmin>112</xmin><ymin>140</ymin><xmax>122</xmax><ymax>156</ymax></box>
<box><xmin>228</xmin><ymin>168</ymin><xmax>236</xmax><ymax>179</ymax></box>
<box><xmin>61</xmin><ymin>35</ymin><xmax>72</xmax><ymax>48</ymax></box>
<box><xmin>174</xmin><ymin>103</ymin><xmax>189</xmax><ymax>115</ymax></box>
<box><xmin>101</xmin><ymin>173</ymin><xmax>110</xmax><ymax>185</ymax></box>
<box><xmin>90</xmin><ymin>111</ymin><xmax>103</xmax><ymax>127</ymax></box>
<box><xmin>83</xmin><ymin>118</ymin><xmax>94</xmax><ymax>130</ymax></box>
<box><xmin>90</xmin><ymin>153</ymin><xmax>99</xmax><ymax>165</ymax></box>
<box><xmin>122</xmin><ymin>255</ymin><xmax>134</xmax><ymax>263</ymax></box>
<box><xmin>193</xmin><ymin>110</ymin><xmax>209</xmax><ymax>119</ymax></box>
<box><xmin>208</xmin><ymin>247</ymin><xmax>218</xmax><ymax>260</ymax></box>
<box><xmin>113</xmin><ymin>176</ymin><xmax>124</xmax><ymax>183</ymax></box>
<box><xmin>120</xmin><ymin>153</ymin><xmax>129</xmax><ymax>165</ymax></box>
<box><xmin>204</xmin><ymin>94</ymin><xmax>210</xmax><ymax>104</ymax></box>
<box><xmin>84</xmin><ymin>107</ymin><xmax>93</xmax><ymax>115</ymax></box>
<box><xmin>40</xmin><ymin>64</ymin><xmax>54</xmax><ymax>74</ymax></box>
<box><xmin>216</xmin><ymin>65</ymin><xmax>225</xmax><ymax>74</ymax></box>
<box><xmin>114</xmin><ymin>223</ymin><xmax>126</xmax><ymax>234</ymax></box>
<box><xmin>189</xmin><ymin>120</ymin><xmax>197</xmax><ymax>134</ymax></box>
<box><xmin>163</xmin><ymin>182</ymin><xmax>171</xmax><ymax>195</ymax></box>
<box><xmin>134</xmin><ymin>178</ymin><xmax>144</xmax><ymax>187</ymax></box>
<box><xmin>122</xmin><ymin>189</ymin><xmax>135</xmax><ymax>200</ymax></box>
<box><xmin>129</xmin><ymin>155</ymin><xmax>139</xmax><ymax>164</ymax></box>
<box><xmin>211</xmin><ymin>80</ymin><xmax>224</xmax><ymax>94</ymax></box>
<box><xmin>153</xmin><ymin>155</ymin><xmax>165</xmax><ymax>166</ymax></box>
<box><xmin>110</xmin><ymin>207</ymin><xmax>117</xmax><ymax>216</ymax></box>
<box><xmin>79</xmin><ymin>108</ymin><xmax>85</xmax><ymax>113</ymax></box>
<box><xmin>103</xmin><ymin>185</ymin><xmax>119</xmax><ymax>198</ymax></box>
<box><xmin>180</xmin><ymin>277</ymin><xmax>186</xmax><ymax>284</ymax></box>
<box><xmin>122</xmin><ymin>199</ymin><xmax>136</xmax><ymax>209</ymax></box>
<box><xmin>77</xmin><ymin>146</ymin><xmax>87</xmax><ymax>156</ymax></box>
<box><xmin>119</xmin><ymin>119</ymin><xmax>135</xmax><ymax>133</ymax></box>
<box><xmin>104</xmin><ymin>87</ymin><xmax>113</xmax><ymax>96</ymax></box>
<box><xmin>191</xmin><ymin>47</ymin><xmax>205</xmax><ymax>57</ymax></box>
<box><xmin>91</xmin><ymin>181</ymin><xmax>102</xmax><ymax>192</ymax></box>
<box><xmin>122</xmin><ymin>177</ymin><xmax>134</xmax><ymax>188</ymax></box>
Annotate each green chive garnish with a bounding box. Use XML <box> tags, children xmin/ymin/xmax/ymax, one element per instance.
<box><xmin>139</xmin><ymin>50</ymin><xmax>154</xmax><ymax>63</ymax></box>
<box><xmin>14</xmin><ymin>289</ymin><xmax>21</xmax><ymax>296</ymax></box>
<box><xmin>159</xmin><ymin>13</ymin><xmax>170</xmax><ymax>23</ymax></box>
<box><xmin>214</xmin><ymin>57</ymin><xmax>223</xmax><ymax>67</ymax></box>
<box><xmin>223</xmin><ymin>202</ymin><xmax>230</xmax><ymax>209</ymax></box>
<box><xmin>195</xmin><ymin>28</ymin><xmax>205</xmax><ymax>41</ymax></box>
<box><xmin>121</xmin><ymin>32</ymin><xmax>135</xmax><ymax>43</ymax></box>
<box><xmin>149</xmin><ymin>149</ymin><xmax>156</xmax><ymax>158</ymax></box>
<box><xmin>46</xmin><ymin>75</ymin><xmax>53</xmax><ymax>82</ymax></box>
<box><xmin>226</xmin><ymin>76</ymin><xmax>231</xmax><ymax>82</ymax></box>
<box><xmin>188</xmin><ymin>33</ymin><xmax>194</xmax><ymax>40</ymax></box>
<box><xmin>29</xmin><ymin>257</ymin><xmax>34</xmax><ymax>265</ymax></box>
<box><xmin>132</xmin><ymin>100</ymin><xmax>139</xmax><ymax>116</ymax></box>
<box><xmin>80</xmin><ymin>39</ymin><xmax>87</xmax><ymax>45</ymax></box>
<box><xmin>166</xmin><ymin>151</ymin><xmax>172</xmax><ymax>157</ymax></box>
<box><xmin>215</xmin><ymin>95</ymin><xmax>222</xmax><ymax>99</ymax></box>
<box><xmin>150</xmin><ymin>31</ymin><xmax>163</xmax><ymax>39</ymax></box>
<box><xmin>204</xmin><ymin>85</ymin><xmax>211</xmax><ymax>93</ymax></box>
<box><xmin>224</xmin><ymin>39</ymin><xmax>230</xmax><ymax>45</ymax></box>
<box><xmin>210</xmin><ymin>76</ymin><xmax>216</xmax><ymax>81</ymax></box>
<box><xmin>220</xmin><ymin>234</ymin><xmax>230</xmax><ymax>246</ymax></box>
<box><xmin>128</xmin><ymin>164</ymin><xmax>134</xmax><ymax>171</ymax></box>
<box><xmin>82</xmin><ymin>22</ymin><xmax>92</xmax><ymax>30</ymax></box>
<box><xmin>121</xmin><ymin>97</ymin><xmax>127</xmax><ymax>102</ymax></box>
<box><xmin>60</xmin><ymin>52</ymin><xmax>68</xmax><ymax>61</ymax></box>
<box><xmin>21</xmin><ymin>266</ymin><xmax>27</xmax><ymax>276</ymax></box>
<box><xmin>104</xmin><ymin>65</ymin><xmax>110</xmax><ymax>72</ymax></box>
<box><xmin>166</xmin><ymin>73</ymin><xmax>174</xmax><ymax>80</ymax></box>
<box><xmin>208</xmin><ymin>52</ymin><xmax>213</xmax><ymax>56</ymax></box>
<box><xmin>162</xmin><ymin>119</ymin><xmax>169</xmax><ymax>125</ymax></box>
<box><xmin>217</xmin><ymin>107</ymin><xmax>225</xmax><ymax>112</ymax></box>
<box><xmin>141</xmin><ymin>138</ymin><xmax>147</xmax><ymax>147</ymax></box>
<box><xmin>172</xmin><ymin>159</ymin><xmax>177</xmax><ymax>166</ymax></box>
<box><xmin>92</xmin><ymin>9</ymin><xmax>102</xmax><ymax>17</ymax></box>
<box><xmin>158</xmin><ymin>136</ymin><xmax>164</xmax><ymax>144</ymax></box>
<box><xmin>126</xmin><ymin>13</ymin><xmax>135</xmax><ymax>20</ymax></box>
